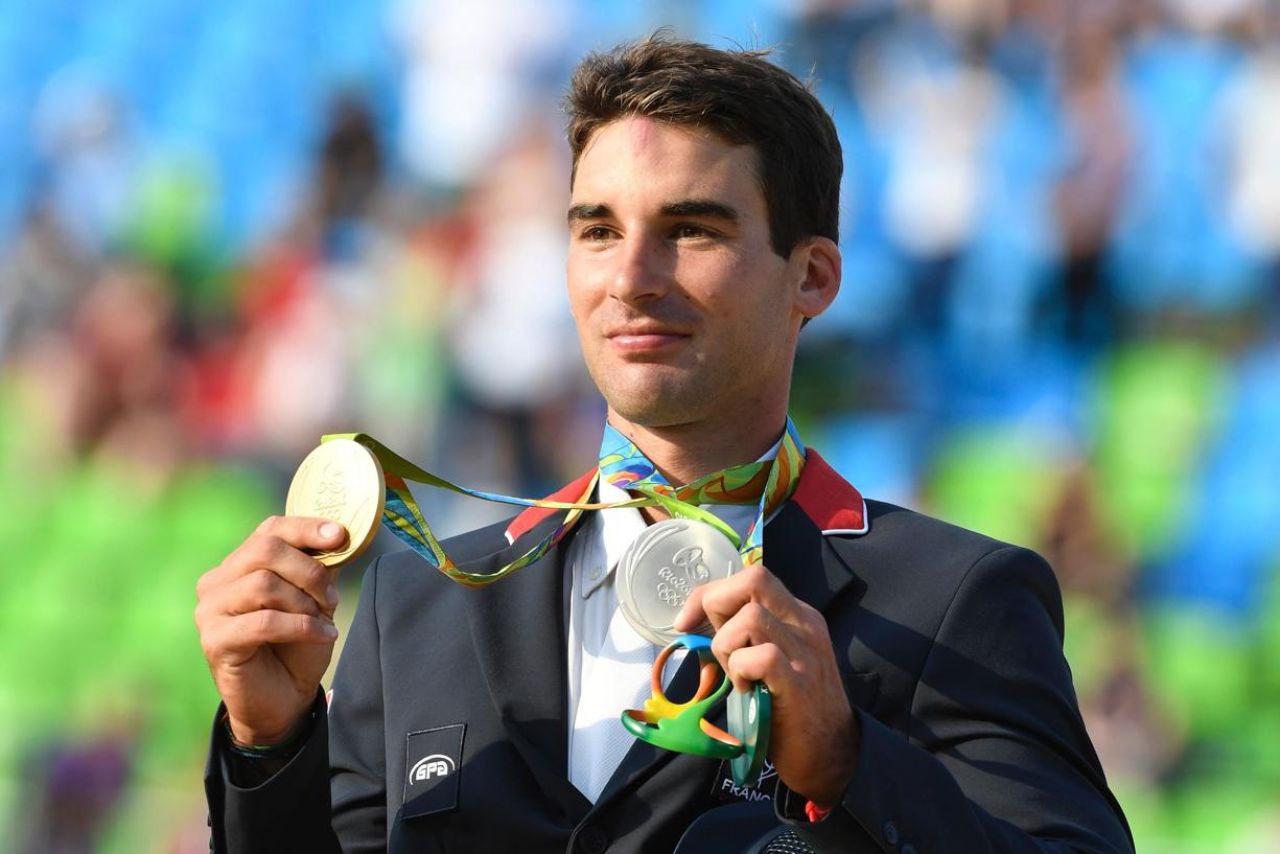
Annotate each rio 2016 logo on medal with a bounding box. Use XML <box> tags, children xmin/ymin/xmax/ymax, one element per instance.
<box><xmin>654</xmin><ymin>544</ymin><xmax>714</xmax><ymax>606</ymax></box>
<box><xmin>617</xmin><ymin>519</ymin><xmax>742</xmax><ymax>645</ymax></box>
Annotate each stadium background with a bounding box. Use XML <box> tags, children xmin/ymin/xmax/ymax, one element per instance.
<box><xmin>3</xmin><ymin>0</ymin><xmax>1279</xmax><ymax>850</ymax></box>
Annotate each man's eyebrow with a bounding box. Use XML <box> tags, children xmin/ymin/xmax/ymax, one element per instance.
<box><xmin>566</xmin><ymin>200</ymin><xmax>742</xmax><ymax>224</ymax></box>
<box><xmin>661</xmin><ymin>199</ymin><xmax>740</xmax><ymax>222</ymax></box>
<box><xmin>567</xmin><ymin>203</ymin><xmax>611</xmax><ymax>222</ymax></box>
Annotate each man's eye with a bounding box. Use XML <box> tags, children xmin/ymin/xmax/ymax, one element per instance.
<box><xmin>674</xmin><ymin>224</ymin><xmax>712</xmax><ymax>239</ymax></box>
<box><xmin>581</xmin><ymin>226</ymin><xmax>614</xmax><ymax>241</ymax></box>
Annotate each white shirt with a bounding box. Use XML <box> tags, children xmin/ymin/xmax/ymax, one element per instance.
<box><xmin>564</xmin><ymin>446</ymin><xmax>778</xmax><ymax>803</ymax></box>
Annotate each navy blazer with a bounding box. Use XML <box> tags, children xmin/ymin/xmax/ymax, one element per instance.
<box><xmin>204</xmin><ymin>451</ymin><xmax>1132</xmax><ymax>853</ymax></box>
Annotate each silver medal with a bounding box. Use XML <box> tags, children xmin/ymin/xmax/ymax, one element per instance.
<box><xmin>616</xmin><ymin>518</ymin><xmax>743</xmax><ymax>646</ymax></box>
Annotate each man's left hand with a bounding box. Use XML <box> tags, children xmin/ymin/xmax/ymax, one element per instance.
<box><xmin>673</xmin><ymin>562</ymin><xmax>859</xmax><ymax>810</ymax></box>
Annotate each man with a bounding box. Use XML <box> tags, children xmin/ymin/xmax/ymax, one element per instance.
<box><xmin>195</xmin><ymin>37</ymin><xmax>1133</xmax><ymax>853</ymax></box>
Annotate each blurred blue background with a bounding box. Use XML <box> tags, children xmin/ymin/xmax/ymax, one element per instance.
<box><xmin>2</xmin><ymin>0</ymin><xmax>1279</xmax><ymax>850</ymax></box>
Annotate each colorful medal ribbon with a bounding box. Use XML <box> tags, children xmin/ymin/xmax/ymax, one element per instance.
<box><xmin>598</xmin><ymin>418</ymin><xmax>804</xmax><ymax>567</ymax></box>
<box><xmin>322</xmin><ymin>417</ymin><xmax>805</xmax><ymax>586</ymax></box>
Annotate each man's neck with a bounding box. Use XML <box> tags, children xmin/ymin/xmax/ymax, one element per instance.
<box><xmin>605</xmin><ymin>410</ymin><xmax>789</xmax><ymax>485</ymax></box>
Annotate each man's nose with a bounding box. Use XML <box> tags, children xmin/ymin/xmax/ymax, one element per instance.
<box><xmin>609</xmin><ymin>231</ymin><xmax>671</xmax><ymax>304</ymax></box>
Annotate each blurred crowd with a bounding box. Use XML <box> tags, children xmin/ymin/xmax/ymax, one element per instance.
<box><xmin>2</xmin><ymin>0</ymin><xmax>1279</xmax><ymax>850</ymax></box>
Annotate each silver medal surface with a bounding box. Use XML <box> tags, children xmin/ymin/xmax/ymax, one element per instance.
<box><xmin>616</xmin><ymin>518</ymin><xmax>743</xmax><ymax>646</ymax></box>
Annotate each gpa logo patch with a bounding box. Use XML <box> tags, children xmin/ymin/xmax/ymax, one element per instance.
<box><xmin>409</xmin><ymin>753</ymin><xmax>456</xmax><ymax>784</ymax></box>
<box><xmin>402</xmin><ymin>724</ymin><xmax>465</xmax><ymax>818</ymax></box>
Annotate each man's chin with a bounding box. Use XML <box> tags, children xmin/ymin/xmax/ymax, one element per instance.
<box><xmin>603</xmin><ymin>390</ymin><xmax>707</xmax><ymax>431</ymax></box>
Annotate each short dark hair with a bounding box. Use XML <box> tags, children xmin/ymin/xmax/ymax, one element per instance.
<box><xmin>565</xmin><ymin>35</ymin><xmax>842</xmax><ymax>257</ymax></box>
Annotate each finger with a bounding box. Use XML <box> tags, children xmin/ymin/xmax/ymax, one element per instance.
<box><xmin>225</xmin><ymin>535</ymin><xmax>340</xmax><ymax>612</ymax></box>
<box><xmin>673</xmin><ymin>580</ymin><xmax>711</xmax><ymax>634</ymax></box>
<box><xmin>673</xmin><ymin>563</ymin><xmax>770</xmax><ymax>633</ymax></box>
<box><xmin>202</xmin><ymin>569</ymin><xmax>330</xmax><ymax>622</ymax></box>
<box><xmin>711</xmin><ymin>601</ymin><xmax>803</xmax><ymax>688</ymax></box>
<box><xmin>725</xmin><ymin>642</ymin><xmax>789</xmax><ymax>694</ymax></box>
<box><xmin>678</xmin><ymin>563</ymin><xmax>799</xmax><ymax>633</ymax></box>
<box><xmin>710</xmin><ymin>600</ymin><xmax>774</xmax><ymax>662</ymax></box>
<box><xmin>200</xmin><ymin>517</ymin><xmax>346</xmax><ymax>595</ymax></box>
<box><xmin>204</xmin><ymin>609</ymin><xmax>339</xmax><ymax>661</ymax></box>
<box><xmin>256</xmin><ymin>515</ymin><xmax>349</xmax><ymax>553</ymax></box>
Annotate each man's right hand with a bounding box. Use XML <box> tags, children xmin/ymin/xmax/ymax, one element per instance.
<box><xmin>195</xmin><ymin>516</ymin><xmax>347</xmax><ymax>746</ymax></box>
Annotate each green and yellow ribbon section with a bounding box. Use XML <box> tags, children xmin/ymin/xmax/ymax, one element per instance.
<box><xmin>322</xmin><ymin>417</ymin><xmax>805</xmax><ymax>587</ymax></box>
<box><xmin>621</xmin><ymin>635</ymin><xmax>741</xmax><ymax>760</ymax></box>
<box><xmin>621</xmin><ymin>633</ymin><xmax>773</xmax><ymax>784</ymax></box>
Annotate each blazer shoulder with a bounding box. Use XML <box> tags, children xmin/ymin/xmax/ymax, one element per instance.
<box><xmin>858</xmin><ymin>497</ymin><xmax>1026</xmax><ymax>565</ymax></box>
<box><xmin>828</xmin><ymin>497</ymin><xmax>1056</xmax><ymax>625</ymax></box>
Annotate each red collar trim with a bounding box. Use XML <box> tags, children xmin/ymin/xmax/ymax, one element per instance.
<box><xmin>504</xmin><ymin>450</ymin><xmax>867</xmax><ymax>544</ymax></box>
<box><xmin>790</xmin><ymin>449</ymin><xmax>868</xmax><ymax>535</ymax></box>
<box><xmin>504</xmin><ymin>467</ymin><xmax>597</xmax><ymax>544</ymax></box>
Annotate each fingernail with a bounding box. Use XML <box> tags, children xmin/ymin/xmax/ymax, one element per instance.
<box><xmin>673</xmin><ymin>607</ymin><xmax>690</xmax><ymax>631</ymax></box>
<box><xmin>321</xmin><ymin>620</ymin><xmax>338</xmax><ymax>639</ymax></box>
<box><xmin>320</xmin><ymin>522</ymin><xmax>341</xmax><ymax>541</ymax></box>
<box><xmin>325</xmin><ymin>584</ymin><xmax>340</xmax><ymax>608</ymax></box>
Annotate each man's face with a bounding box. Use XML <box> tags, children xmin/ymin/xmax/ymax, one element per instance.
<box><xmin>567</xmin><ymin>117</ymin><xmax>807</xmax><ymax>431</ymax></box>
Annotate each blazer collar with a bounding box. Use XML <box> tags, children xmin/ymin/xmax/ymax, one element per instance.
<box><xmin>789</xmin><ymin>448</ymin><xmax>868</xmax><ymax>536</ymax></box>
<box><xmin>504</xmin><ymin>468</ymin><xmax>597</xmax><ymax>544</ymax></box>
<box><xmin>504</xmin><ymin>447</ymin><xmax>867</xmax><ymax>544</ymax></box>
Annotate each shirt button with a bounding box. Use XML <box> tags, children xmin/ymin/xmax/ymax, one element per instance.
<box><xmin>589</xmin><ymin>567</ymin><xmax>602</xmax><ymax>581</ymax></box>
<box><xmin>883</xmin><ymin>820</ymin><xmax>900</xmax><ymax>845</ymax></box>
<box><xmin>579</xmin><ymin>824</ymin><xmax>609</xmax><ymax>854</ymax></box>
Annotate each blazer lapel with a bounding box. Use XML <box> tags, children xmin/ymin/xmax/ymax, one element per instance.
<box><xmin>769</xmin><ymin>446</ymin><xmax>870</xmax><ymax>613</ymax></box>
<box><xmin>762</xmin><ymin>502</ymin><xmax>862</xmax><ymax>613</ymax></box>
<box><xmin>765</xmin><ymin>471</ymin><xmax>882</xmax><ymax>716</ymax></box>
<box><xmin>461</xmin><ymin>512</ymin><xmax>592</xmax><ymax>822</ymax></box>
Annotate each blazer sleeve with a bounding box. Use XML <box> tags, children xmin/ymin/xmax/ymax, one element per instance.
<box><xmin>204</xmin><ymin>558</ymin><xmax>388</xmax><ymax>853</ymax></box>
<box><xmin>779</xmin><ymin>545</ymin><xmax>1134</xmax><ymax>853</ymax></box>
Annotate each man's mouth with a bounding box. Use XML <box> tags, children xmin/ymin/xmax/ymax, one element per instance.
<box><xmin>605</xmin><ymin>326</ymin><xmax>692</xmax><ymax>352</ymax></box>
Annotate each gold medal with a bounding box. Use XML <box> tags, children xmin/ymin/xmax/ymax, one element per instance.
<box><xmin>286</xmin><ymin>439</ymin><xmax>386</xmax><ymax>566</ymax></box>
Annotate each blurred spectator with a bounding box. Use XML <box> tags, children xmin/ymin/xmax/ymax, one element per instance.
<box><xmin>863</xmin><ymin>8</ymin><xmax>1001</xmax><ymax>332</ymax></box>
<box><xmin>389</xmin><ymin>0</ymin><xmax>572</xmax><ymax>190</ymax></box>
<box><xmin>445</xmin><ymin>121</ymin><xmax>594</xmax><ymax>499</ymax></box>
<box><xmin>31</xmin><ymin>62</ymin><xmax>138</xmax><ymax>258</ymax></box>
<box><xmin>1218</xmin><ymin>13</ymin><xmax>1280</xmax><ymax>272</ymax></box>
<box><xmin>308</xmin><ymin>92</ymin><xmax>385</xmax><ymax>262</ymax></box>
<box><xmin>0</xmin><ymin>207</ymin><xmax>92</xmax><ymax>361</ymax></box>
<box><xmin>18</xmin><ymin>736</ymin><xmax>132</xmax><ymax>854</ymax></box>
<box><xmin>1053</xmin><ymin>2</ymin><xmax>1131</xmax><ymax>346</ymax></box>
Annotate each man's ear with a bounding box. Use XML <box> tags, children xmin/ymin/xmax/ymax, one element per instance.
<box><xmin>791</xmin><ymin>237</ymin><xmax>841</xmax><ymax>322</ymax></box>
